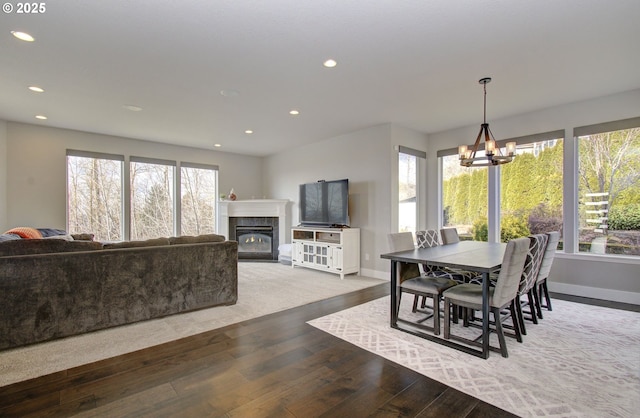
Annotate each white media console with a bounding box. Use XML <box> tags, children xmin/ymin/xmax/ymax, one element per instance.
<box><xmin>291</xmin><ymin>226</ymin><xmax>360</xmax><ymax>279</ymax></box>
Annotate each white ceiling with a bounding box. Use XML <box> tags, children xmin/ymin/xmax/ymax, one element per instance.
<box><xmin>1</xmin><ymin>0</ymin><xmax>639</xmax><ymax>156</ymax></box>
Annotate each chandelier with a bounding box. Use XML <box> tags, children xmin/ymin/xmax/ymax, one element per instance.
<box><xmin>458</xmin><ymin>77</ymin><xmax>516</xmax><ymax>167</ymax></box>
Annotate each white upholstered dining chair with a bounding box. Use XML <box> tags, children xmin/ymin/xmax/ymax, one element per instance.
<box><xmin>442</xmin><ymin>237</ymin><xmax>530</xmax><ymax>357</ymax></box>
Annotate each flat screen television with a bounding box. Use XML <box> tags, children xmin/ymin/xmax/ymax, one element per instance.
<box><xmin>299</xmin><ymin>179</ymin><xmax>350</xmax><ymax>227</ymax></box>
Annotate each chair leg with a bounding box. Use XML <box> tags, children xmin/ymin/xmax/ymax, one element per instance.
<box><xmin>412</xmin><ymin>295</ymin><xmax>419</xmax><ymax>312</ymax></box>
<box><xmin>509</xmin><ymin>301</ymin><xmax>523</xmax><ymax>343</ymax></box>
<box><xmin>432</xmin><ymin>295</ymin><xmax>441</xmax><ymax>335</ymax></box>
<box><xmin>493</xmin><ymin>307</ymin><xmax>508</xmax><ymax>358</ymax></box>
<box><xmin>542</xmin><ymin>281</ymin><xmax>553</xmax><ymax>311</ymax></box>
<box><xmin>533</xmin><ymin>284</ymin><xmax>544</xmax><ymax>319</ymax></box>
<box><xmin>443</xmin><ymin>298</ymin><xmax>451</xmax><ymax>339</ymax></box>
<box><xmin>527</xmin><ymin>290</ymin><xmax>538</xmax><ymax>324</ymax></box>
<box><xmin>515</xmin><ymin>295</ymin><xmax>527</xmax><ymax>335</ymax></box>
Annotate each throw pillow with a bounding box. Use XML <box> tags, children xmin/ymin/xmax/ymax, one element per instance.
<box><xmin>37</xmin><ymin>228</ymin><xmax>68</xmax><ymax>237</ymax></box>
<box><xmin>0</xmin><ymin>234</ymin><xmax>21</xmax><ymax>242</ymax></box>
<box><xmin>4</xmin><ymin>227</ymin><xmax>43</xmax><ymax>239</ymax></box>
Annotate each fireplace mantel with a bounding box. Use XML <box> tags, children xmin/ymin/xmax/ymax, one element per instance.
<box><xmin>218</xmin><ymin>199</ymin><xmax>289</xmax><ymax>248</ymax></box>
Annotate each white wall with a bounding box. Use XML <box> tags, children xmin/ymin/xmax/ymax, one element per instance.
<box><xmin>426</xmin><ymin>89</ymin><xmax>640</xmax><ymax>304</ymax></box>
<box><xmin>263</xmin><ymin>123</ymin><xmax>427</xmax><ymax>278</ymax></box>
<box><xmin>0</xmin><ymin>121</ymin><xmax>7</xmax><ymax>230</ymax></box>
<box><xmin>3</xmin><ymin>122</ymin><xmax>263</xmax><ymax>233</ymax></box>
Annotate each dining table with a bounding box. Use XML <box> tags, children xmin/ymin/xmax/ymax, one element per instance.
<box><xmin>380</xmin><ymin>240</ymin><xmax>507</xmax><ymax>359</ymax></box>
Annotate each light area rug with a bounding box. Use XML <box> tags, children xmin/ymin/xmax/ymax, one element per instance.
<box><xmin>308</xmin><ymin>296</ymin><xmax>640</xmax><ymax>418</ymax></box>
<box><xmin>0</xmin><ymin>263</ymin><xmax>383</xmax><ymax>387</ymax></box>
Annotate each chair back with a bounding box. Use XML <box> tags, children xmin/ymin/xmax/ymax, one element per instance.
<box><xmin>492</xmin><ymin>237</ymin><xmax>531</xmax><ymax>308</ymax></box>
<box><xmin>518</xmin><ymin>234</ymin><xmax>548</xmax><ymax>295</ymax></box>
<box><xmin>416</xmin><ymin>230</ymin><xmax>440</xmax><ymax>248</ymax></box>
<box><xmin>536</xmin><ymin>231</ymin><xmax>560</xmax><ymax>283</ymax></box>
<box><xmin>440</xmin><ymin>228</ymin><xmax>460</xmax><ymax>245</ymax></box>
<box><xmin>387</xmin><ymin>232</ymin><xmax>421</xmax><ymax>283</ymax></box>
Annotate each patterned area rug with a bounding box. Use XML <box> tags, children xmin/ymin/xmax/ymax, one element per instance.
<box><xmin>308</xmin><ymin>296</ymin><xmax>640</xmax><ymax>418</ymax></box>
<box><xmin>0</xmin><ymin>263</ymin><xmax>383</xmax><ymax>387</ymax></box>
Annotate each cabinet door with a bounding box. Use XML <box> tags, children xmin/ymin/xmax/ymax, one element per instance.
<box><xmin>315</xmin><ymin>245</ymin><xmax>329</xmax><ymax>267</ymax></box>
<box><xmin>302</xmin><ymin>243</ymin><xmax>315</xmax><ymax>264</ymax></box>
<box><xmin>292</xmin><ymin>242</ymin><xmax>304</xmax><ymax>263</ymax></box>
<box><xmin>331</xmin><ymin>246</ymin><xmax>343</xmax><ymax>271</ymax></box>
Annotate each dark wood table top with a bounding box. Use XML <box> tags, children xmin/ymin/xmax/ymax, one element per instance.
<box><xmin>381</xmin><ymin>240</ymin><xmax>506</xmax><ymax>273</ymax></box>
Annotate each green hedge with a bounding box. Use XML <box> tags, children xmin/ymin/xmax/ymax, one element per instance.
<box><xmin>471</xmin><ymin>215</ymin><xmax>530</xmax><ymax>242</ymax></box>
<box><xmin>608</xmin><ymin>203</ymin><xmax>640</xmax><ymax>230</ymax></box>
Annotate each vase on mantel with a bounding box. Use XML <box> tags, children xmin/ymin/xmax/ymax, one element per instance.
<box><xmin>229</xmin><ymin>189</ymin><xmax>237</xmax><ymax>201</ymax></box>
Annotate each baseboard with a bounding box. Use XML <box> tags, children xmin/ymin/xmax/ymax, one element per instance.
<box><xmin>359</xmin><ymin>268</ymin><xmax>389</xmax><ymax>281</ymax></box>
<box><xmin>549</xmin><ymin>282</ymin><xmax>640</xmax><ymax>305</ymax></box>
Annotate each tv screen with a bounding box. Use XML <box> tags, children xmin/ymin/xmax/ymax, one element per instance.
<box><xmin>299</xmin><ymin>179</ymin><xmax>349</xmax><ymax>227</ymax></box>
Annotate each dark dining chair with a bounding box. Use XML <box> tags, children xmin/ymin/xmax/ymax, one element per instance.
<box><xmin>442</xmin><ymin>237</ymin><xmax>530</xmax><ymax>358</ymax></box>
<box><xmin>387</xmin><ymin>232</ymin><xmax>457</xmax><ymax>335</ymax></box>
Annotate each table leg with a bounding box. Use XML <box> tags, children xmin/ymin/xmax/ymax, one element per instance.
<box><xmin>390</xmin><ymin>260</ymin><xmax>398</xmax><ymax>327</ymax></box>
<box><xmin>481</xmin><ymin>271</ymin><xmax>490</xmax><ymax>358</ymax></box>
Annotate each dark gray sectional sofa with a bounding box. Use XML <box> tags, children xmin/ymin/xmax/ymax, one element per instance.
<box><xmin>0</xmin><ymin>234</ymin><xmax>238</xmax><ymax>350</ymax></box>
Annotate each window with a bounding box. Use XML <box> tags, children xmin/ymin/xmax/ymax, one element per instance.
<box><xmin>67</xmin><ymin>151</ymin><xmax>123</xmax><ymax>241</ymax></box>
<box><xmin>397</xmin><ymin>146</ymin><xmax>426</xmax><ymax>234</ymax></box>
<box><xmin>181</xmin><ymin>164</ymin><xmax>218</xmax><ymax>235</ymax></box>
<box><xmin>500</xmin><ymin>138</ymin><xmax>563</xmax><ymax>243</ymax></box>
<box><xmin>399</xmin><ymin>152</ymin><xmax>417</xmax><ymax>233</ymax></box>
<box><xmin>441</xmin><ymin>154</ymin><xmax>487</xmax><ymax>240</ymax></box>
<box><xmin>67</xmin><ymin>151</ymin><xmax>219</xmax><ymax>241</ymax></box>
<box><xmin>440</xmin><ymin>131</ymin><xmax>563</xmax><ymax>243</ymax></box>
<box><xmin>130</xmin><ymin>158</ymin><xmax>176</xmax><ymax>240</ymax></box>
<box><xmin>577</xmin><ymin>125</ymin><xmax>640</xmax><ymax>256</ymax></box>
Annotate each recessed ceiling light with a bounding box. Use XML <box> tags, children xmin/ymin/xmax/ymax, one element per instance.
<box><xmin>289</xmin><ymin>110</ymin><xmax>300</xmax><ymax>115</ymax></box>
<box><xmin>35</xmin><ymin>115</ymin><xmax>47</xmax><ymax>120</ymax></box>
<box><xmin>245</xmin><ymin>130</ymin><xmax>253</xmax><ymax>134</ymax></box>
<box><xmin>28</xmin><ymin>86</ymin><xmax>44</xmax><ymax>93</ymax></box>
<box><xmin>323</xmin><ymin>59</ymin><xmax>337</xmax><ymax>68</ymax></box>
<box><xmin>11</xmin><ymin>31</ymin><xmax>35</xmax><ymax>42</ymax></box>
<box><xmin>123</xmin><ymin>104</ymin><xmax>143</xmax><ymax>112</ymax></box>
<box><xmin>214</xmin><ymin>143</ymin><xmax>222</xmax><ymax>148</ymax></box>
<box><xmin>220</xmin><ymin>89</ymin><xmax>239</xmax><ymax>97</ymax></box>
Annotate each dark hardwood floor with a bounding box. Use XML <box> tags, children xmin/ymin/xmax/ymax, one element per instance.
<box><xmin>0</xmin><ymin>284</ymin><xmax>518</xmax><ymax>418</ymax></box>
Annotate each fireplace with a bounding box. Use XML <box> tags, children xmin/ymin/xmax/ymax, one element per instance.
<box><xmin>229</xmin><ymin>216</ymin><xmax>279</xmax><ymax>261</ymax></box>
<box><xmin>236</xmin><ymin>226</ymin><xmax>273</xmax><ymax>259</ymax></box>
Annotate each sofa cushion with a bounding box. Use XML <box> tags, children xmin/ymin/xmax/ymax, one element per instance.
<box><xmin>0</xmin><ymin>239</ymin><xmax>103</xmax><ymax>257</ymax></box>
<box><xmin>4</xmin><ymin>227</ymin><xmax>43</xmax><ymax>239</ymax></box>
<box><xmin>169</xmin><ymin>234</ymin><xmax>225</xmax><ymax>245</ymax></box>
<box><xmin>103</xmin><ymin>237</ymin><xmax>170</xmax><ymax>249</ymax></box>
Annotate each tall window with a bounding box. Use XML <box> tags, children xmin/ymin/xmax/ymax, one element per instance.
<box><xmin>441</xmin><ymin>154</ymin><xmax>487</xmax><ymax>240</ymax></box>
<box><xmin>399</xmin><ymin>151</ymin><xmax>417</xmax><ymax>233</ymax></box>
<box><xmin>500</xmin><ymin>138</ymin><xmax>563</xmax><ymax>243</ymax></box>
<box><xmin>68</xmin><ymin>152</ymin><xmax>218</xmax><ymax>241</ymax></box>
<box><xmin>181</xmin><ymin>164</ymin><xmax>218</xmax><ymax>235</ymax></box>
<box><xmin>398</xmin><ymin>146</ymin><xmax>426</xmax><ymax>234</ymax></box>
<box><xmin>67</xmin><ymin>151</ymin><xmax>123</xmax><ymax>241</ymax></box>
<box><xmin>577</xmin><ymin>126</ymin><xmax>640</xmax><ymax>256</ymax></box>
<box><xmin>130</xmin><ymin>158</ymin><xmax>176</xmax><ymax>240</ymax></box>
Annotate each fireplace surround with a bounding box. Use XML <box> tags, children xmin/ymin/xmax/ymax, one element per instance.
<box><xmin>218</xmin><ymin>199</ymin><xmax>289</xmax><ymax>261</ymax></box>
<box><xmin>229</xmin><ymin>217</ymin><xmax>278</xmax><ymax>260</ymax></box>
